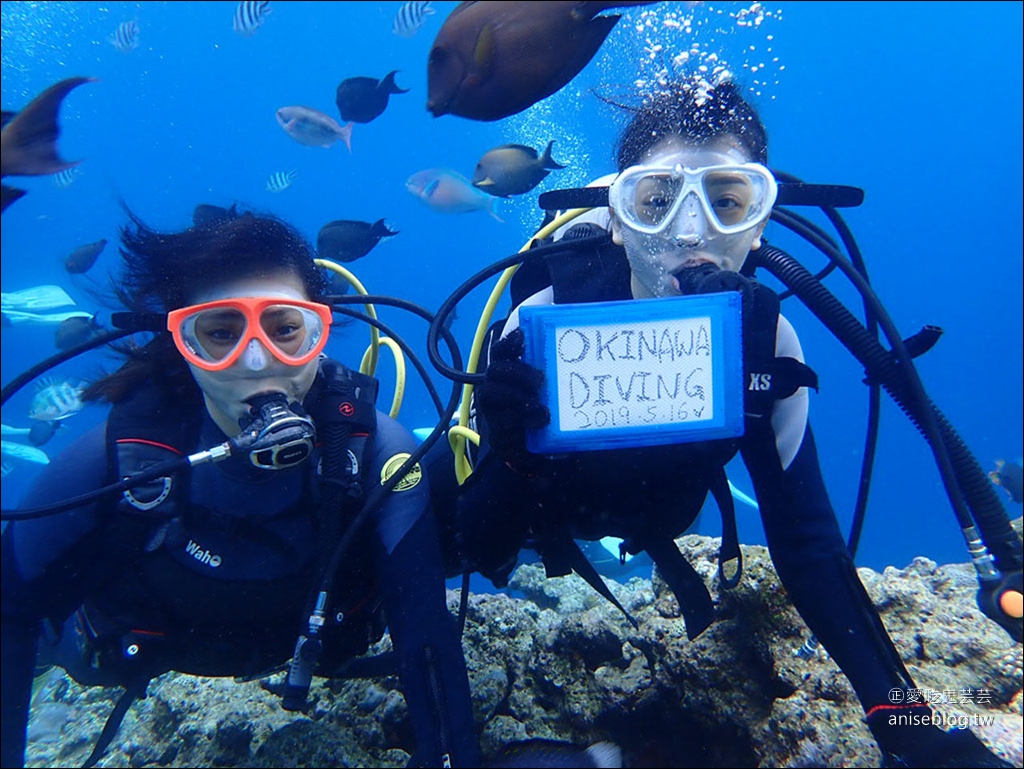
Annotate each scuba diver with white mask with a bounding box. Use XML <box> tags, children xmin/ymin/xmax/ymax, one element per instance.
<box><xmin>426</xmin><ymin>80</ymin><xmax>1020</xmax><ymax>768</ymax></box>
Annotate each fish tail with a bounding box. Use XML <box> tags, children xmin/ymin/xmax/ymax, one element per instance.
<box><xmin>372</xmin><ymin>219</ymin><xmax>399</xmax><ymax>238</ymax></box>
<box><xmin>1</xmin><ymin>184</ymin><xmax>27</xmax><ymax>213</ymax></box>
<box><xmin>486</xmin><ymin>197</ymin><xmax>504</xmax><ymax>224</ymax></box>
<box><xmin>380</xmin><ymin>70</ymin><xmax>410</xmax><ymax>95</ymax></box>
<box><xmin>339</xmin><ymin>122</ymin><xmax>353</xmax><ymax>153</ymax></box>
<box><xmin>1</xmin><ymin>77</ymin><xmax>94</xmax><ymax>177</ymax></box>
<box><xmin>540</xmin><ymin>140</ymin><xmax>566</xmax><ymax>170</ymax></box>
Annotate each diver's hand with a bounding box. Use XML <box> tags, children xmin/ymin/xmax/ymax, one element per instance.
<box><xmin>475</xmin><ymin>328</ymin><xmax>549</xmax><ymax>473</ymax></box>
<box><xmin>977</xmin><ymin>570</ymin><xmax>1023</xmax><ymax>642</ymax></box>
<box><xmin>868</xmin><ymin>705</ymin><xmax>1013</xmax><ymax>768</ymax></box>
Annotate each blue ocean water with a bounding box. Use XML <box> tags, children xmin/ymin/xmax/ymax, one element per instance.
<box><xmin>1</xmin><ymin>1</ymin><xmax>1021</xmax><ymax>578</ymax></box>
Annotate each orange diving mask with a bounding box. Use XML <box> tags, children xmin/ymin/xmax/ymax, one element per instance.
<box><xmin>167</xmin><ymin>297</ymin><xmax>332</xmax><ymax>372</ymax></box>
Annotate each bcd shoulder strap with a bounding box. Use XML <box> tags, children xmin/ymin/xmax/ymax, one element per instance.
<box><xmin>742</xmin><ymin>281</ymin><xmax>818</xmax><ymax>418</ymax></box>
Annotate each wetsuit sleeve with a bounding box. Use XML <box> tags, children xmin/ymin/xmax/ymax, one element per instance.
<box><xmin>366</xmin><ymin>414</ymin><xmax>480</xmax><ymax>767</ymax></box>
<box><xmin>739</xmin><ymin>423</ymin><xmax>1014</xmax><ymax>766</ymax></box>
<box><xmin>741</xmin><ymin>315</ymin><xmax>914</xmax><ymax>710</ymax></box>
<box><xmin>741</xmin><ymin>422</ymin><xmax>913</xmax><ymax>709</ymax></box>
<box><xmin>2</xmin><ymin>422</ymin><xmax>110</xmax><ymax>768</ymax></box>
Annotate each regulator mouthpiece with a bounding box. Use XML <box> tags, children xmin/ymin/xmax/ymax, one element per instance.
<box><xmin>233</xmin><ymin>393</ymin><xmax>316</xmax><ymax>470</ymax></box>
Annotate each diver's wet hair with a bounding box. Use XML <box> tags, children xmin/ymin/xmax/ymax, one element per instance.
<box><xmin>85</xmin><ymin>207</ymin><xmax>327</xmax><ymax>403</ymax></box>
<box><xmin>115</xmin><ymin>207</ymin><xmax>327</xmax><ymax>313</ymax></box>
<box><xmin>615</xmin><ymin>81</ymin><xmax>768</xmax><ymax>169</ymax></box>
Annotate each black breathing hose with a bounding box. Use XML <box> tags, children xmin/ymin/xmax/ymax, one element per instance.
<box><xmin>752</xmin><ymin>244</ymin><xmax>1022</xmax><ymax>575</ymax></box>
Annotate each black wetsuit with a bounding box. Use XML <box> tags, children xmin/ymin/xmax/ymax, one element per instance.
<box><xmin>449</xmin><ymin>232</ymin><xmax>1016</xmax><ymax>766</ymax></box>
<box><xmin>455</xmin><ymin>231</ymin><xmax>921</xmax><ymax>722</ymax></box>
<box><xmin>1</xmin><ymin>370</ymin><xmax>479</xmax><ymax>767</ymax></box>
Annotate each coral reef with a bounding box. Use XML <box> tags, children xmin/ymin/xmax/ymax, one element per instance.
<box><xmin>26</xmin><ymin>522</ymin><xmax>1023</xmax><ymax>768</ymax></box>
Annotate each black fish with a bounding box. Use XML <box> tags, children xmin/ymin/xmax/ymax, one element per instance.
<box><xmin>1</xmin><ymin>77</ymin><xmax>94</xmax><ymax>213</ymax></box>
<box><xmin>473</xmin><ymin>140</ymin><xmax>566</xmax><ymax>197</ymax></box>
<box><xmin>427</xmin><ymin>2</ymin><xmax>656</xmax><ymax>121</ymax></box>
<box><xmin>335</xmin><ymin>71</ymin><xmax>409</xmax><ymax>124</ymax></box>
<box><xmin>317</xmin><ymin>219</ymin><xmax>398</xmax><ymax>263</ymax></box>
<box><xmin>990</xmin><ymin>459</ymin><xmax>1023</xmax><ymax>504</ymax></box>
<box><xmin>193</xmin><ymin>203</ymin><xmax>239</xmax><ymax>227</ymax></box>
<box><xmin>55</xmin><ymin>315</ymin><xmax>102</xmax><ymax>349</ymax></box>
<box><xmin>64</xmin><ymin>238</ymin><xmax>107</xmax><ymax>274</ymax></box>
<box><xmin>28</xmin><ymin>420</ymin><xmax>61</xmax><ymax>447</ymax></box>
<box><xmin>487</xmin><ymin>739</ymin><xmax>622</xmax><ymax>769</ymax></box>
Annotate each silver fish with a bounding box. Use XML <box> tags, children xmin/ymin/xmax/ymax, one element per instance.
<box><xmin>275</xmin><ymin>106</ymin><xmax>353</xmax><ymax>151</ymax></box>
<box><xmin>27</xmin><ymin>378</ymin><xmax>84</xmax><ymax>421</ymax></box>
<box><xmin>234</xmin><ymin>1</ymin><xmax>271</xmax><ymax>37</ymax></box>
<box><xmin>266</xmin><ymin>169</ymin><xmax>297</xmax><ymax>193</ymax></box>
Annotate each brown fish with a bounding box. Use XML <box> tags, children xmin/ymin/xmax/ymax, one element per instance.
<box><xmin>64</xmin><ymin>238</ymin><xmax>107</xmax><ymax>274</ymax></box>
<box><xmin>472</xmin><ymin>140</ymin><xmax>566</xmax><ymax>197</ymax></box>
<box><xmin>1</xmin><ymin>77</ymin><xmax>94</xmax><ymax>213</ymax></box>
<box><xmin>427</xmin><ymin>1</ymin><xmax>657</xmax><ymax>121</ymax></box>
<box><xmin>54</xmin><ymin>315</ymin><xmax>102</xmax><ymax>349</ymax></box>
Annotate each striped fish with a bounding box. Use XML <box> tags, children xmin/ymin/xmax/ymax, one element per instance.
<box><xmin>111</xmin><ymin>19</ymin><xmax>140</xmax><ymax>52</ymax></box>
<box><xmin>393</xmin><ymin>1</ymin><xmax>434</xmax><ymax>38</ymax></box>
<box><xmin>28</xmin><ymin>378</ymin><xmax>84</xmax><ymax>422</ymax></box>
<box><xmin>234</xmin><ymin>1</ymin><xmax>272</xmax><ymax>37</ymax></box>
<box><xmin>52</xmin><ymin>167</ymin><xmax>80</xmax><ymax>189</ymax></box>
<box><xmin>266</xmin><ymin>169</ymin><xmax>297</xmax><ymax>193</ymax></box>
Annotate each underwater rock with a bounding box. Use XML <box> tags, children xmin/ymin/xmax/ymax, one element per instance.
<box><xmin>25</xmin><ymin>519</ymin><xmax>1023</xmax><ymax>768</ymax></box>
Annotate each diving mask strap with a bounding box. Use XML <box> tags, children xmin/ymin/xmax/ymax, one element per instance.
<box><xmin>537</xmin><ymin>182</ymin><xmax>865</xmax><ymax>213</ymax></box>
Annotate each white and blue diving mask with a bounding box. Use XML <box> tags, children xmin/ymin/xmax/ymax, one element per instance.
<box><xmin>609</xmin><ymin>162</ymin><xmax>778</xmax><ymax>239</ymax></box>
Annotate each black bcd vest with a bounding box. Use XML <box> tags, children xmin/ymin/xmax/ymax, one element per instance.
<box><xmin>79</xmin><ymin>358</ymin><xmax>383</xmax><ymax>680</ymax></box>
<box><xmin>491</xmin><ymin>225</ymin><xmax>818</xmax><ymax>638</ymax></box>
